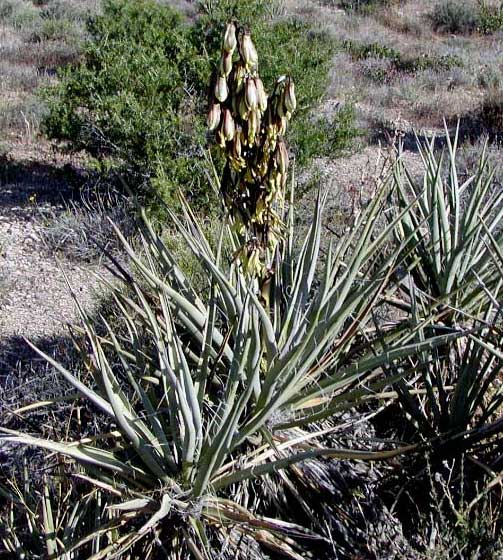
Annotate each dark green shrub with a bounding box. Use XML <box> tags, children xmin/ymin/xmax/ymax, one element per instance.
<box><xmin>42</xmin><ymin>0</ymin><xmax>344</xmax><ymax>209</ymax></box>
<box><xmin>397</xmin><ymin>53</ymin><xmax>462</xmax><ymax>73</ymax></box>
<box><xmin>42</xmin><ymin>0</ymin><xmax>210</xmax><ymax>206</ymax></box>
<box><xmin>291</xmin><ymin>103</ymin><xmax>360</xmax><ymax>164</ymax></box>
<box><xmin>343</xmin><ymin>40</ymin><xmax>401</xmax><ymax>62</ymax></box>
<box><xmin>478</xmin><ymin>1</ymin><xmax>503</xmax><ymax>33</ymax></box>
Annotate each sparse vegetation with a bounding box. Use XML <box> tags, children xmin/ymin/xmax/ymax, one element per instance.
<box><xmin>337</xmin><ymin>0</ymin><xmax>402</xmax><ymax>14</ymax></box>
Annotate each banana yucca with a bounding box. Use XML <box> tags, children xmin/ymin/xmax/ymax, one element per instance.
<box><xmin>2</xmin><ymin>177</ymin><xmax>463</xmax><ymax>558</ymax></box>
<box><xmin>386</xmin><ymin>127</ymin><xmax>503</xmax><ymax>452</ymax></box>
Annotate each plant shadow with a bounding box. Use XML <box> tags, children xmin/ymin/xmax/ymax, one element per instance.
<box><xmin>0</xmin><ymin>153</ymin><xmax>88</xmax><ymax>219</ymax></box>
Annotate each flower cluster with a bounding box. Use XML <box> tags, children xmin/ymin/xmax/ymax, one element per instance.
<box><xmin>208</xmin><ymin>22</ymin><xmax>296</xmax><ymax>276</ymax></box>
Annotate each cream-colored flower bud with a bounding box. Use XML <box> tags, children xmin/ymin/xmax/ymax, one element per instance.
<box><xmin>254</xmin><ymin>77</ymin><xmax>267</xmax><ymax>112</ymax></box>
<box><xmin>220</xmin><ymin>51</ymin><xmax>233</xmax><ymax>77</ymax></box>
<box><xmin>222</xmin><ymin>108</ymin><xmax>235</xmax><ymax>142</ymax></box>
<box><xmin>240</xmin><ymin>31</ymin><xmax>258</xmax><ymax>69</ymax></box>
<box><xmin>207</xmin><ymin>103</ymin><xmax>221</xmax><ymax>131</ymax></box>
<box><xmin>279</xmin><ymin>116</ymin><xmax>288</xmax><ymax>136</ymax></box>
<box><xmin>248</xmin><ymin>109</ymin><xmax>260</xmax><ymax>144</ymax></box>
<box><xmin>215</xmin><ymin>76</ymin><xmax>228</xmax><ymax>102</ymax></box>
<box><xmin>239</xmin><ymin>97</ymin><xmax>248</xmax><ymax>120</ymax></box>
<box><xmin>234</xmin><ymin>63</ymin><xmax>246</xmax><ymax>94</ymax></box>
<box><xmin>223</xmin><ymin>22</ymin><xmax>237</xmax><ymax>53</ymax></box>
<box><xmin>276</xmin><ymin>139</ymin><xmax>289</xmax><ymax>175</ymax></box>
<box><xmin>284</xmin><ymin>78</ymin><xmax>296</xmax><ymax>113</ymax></box>
<box><xmin>245</xmin><ymin>78</ymin><xmax>258</xmax><ymax>111</ymax></box>
<box><xmin>232</xmin><ymin>128</ymin><xmax>242</xmax><ymax>159</ymax></box>
<box><xmin>216</xmin><ymin>126</ymin><xmax>226</xmax><ymax>149</ymax></box>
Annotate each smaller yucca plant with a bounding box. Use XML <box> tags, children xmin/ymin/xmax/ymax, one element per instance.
<box><xmin>389</xmin><ymin>124</ymin><xmax>503</xmax><ymax>324</ymax></box>
<box><xmin>387</xmin><ymin>129</ymin><xmax>503</xmax><ymax>453</ymax></box>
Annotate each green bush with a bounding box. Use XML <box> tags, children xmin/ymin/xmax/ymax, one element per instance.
<box><xmin>478</xmin><ymin>1</ymin><xmax>503</xmax><ymax>33</ymax></box>
<box><xmin>291</xmin><ymin>103</ymin><xmax>360</xmax><ymax>163</ymax></box>
<box><xmin>0</xmin><ymin>0</ymin><xmax>39</xmax><ymax>29</ymax></box>
<box><xmin>194</xmin><ymin>2</ymin><xmax>343</xmax><ymax>164</ymax></box>
<box><xmin>42</xmin><ymin>0</ymin><xmax>210</xmax><ymax>207</ymax></box>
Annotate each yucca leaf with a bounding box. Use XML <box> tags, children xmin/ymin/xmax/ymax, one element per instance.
<box><xmin>1</xmin><ymin>431</ymin><xmax>150</xmax><ymax>482</ymax></box>
<box><xmin>212</xmin><ymin>443</ymin><xmax>416</xmax><ymax>491</ymax></box>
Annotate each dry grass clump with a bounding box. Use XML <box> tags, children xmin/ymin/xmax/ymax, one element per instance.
<box><xmin>39</xmin><ymin>190</ymin><xmax>136</xmax><ymax>262</ymax></box>
<box><xmin>430</xmin><ymin>0</ymin><xmax>503</xmax><ymax>35</ymax></box>
<box><xmin>479</xmin><ymin>86</ymin><xmax>503</xmax><ymax>133</ymax></box>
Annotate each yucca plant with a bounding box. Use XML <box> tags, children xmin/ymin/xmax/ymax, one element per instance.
<box><xmin>0</xmin><ymin>188</ymin><xmax>423</xmax><ymax>558</ymax></box>
<box><xmin>386</xmin><ymin>128</ymin><xmax>503</xmax><ymax>452</ymax></box>
<box><xmin>1</xmin><ymin>23</ymin><xmax>464</xmax><ymax>560</ymax></box>
<box><xmin>389</xmin><ymin>124</ymin><xmax>503</xmax><ymax>324</ymax></box>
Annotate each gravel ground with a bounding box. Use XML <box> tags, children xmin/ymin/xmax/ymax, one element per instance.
<box><xmin>0</xmin><ymin>142</ymin><xmax>108</xmax><ymax>375</ymax></box>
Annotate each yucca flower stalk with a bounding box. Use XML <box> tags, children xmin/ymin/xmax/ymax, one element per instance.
<box><xmin>208</xmin><ymin>21</ymin><xmax>296</xmax><ymax>279</ymax></box>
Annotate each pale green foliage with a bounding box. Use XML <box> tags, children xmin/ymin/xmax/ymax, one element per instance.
<box><xmin>390</xmin><ymin>125</ymin><xmax>503</xmax><ymax>322</ymax></box>
<box><xmin>387</xmin><ymin>127</ymin><xmax>503</xmax><ymax>445</ymax></box>
<box><xmin>0</xmin><ymin>168</ymin><xmax>461</xmax><ymax>557</ymax></box>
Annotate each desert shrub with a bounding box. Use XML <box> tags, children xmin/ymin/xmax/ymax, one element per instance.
<box><xmin>0</xmin><ymin>95</ymin><xmax>46</xmax><ymax>136</ymax></box>
<box><xmin>421</xmin><ymin>468</ymin><xmax>503</xmax><ymax>560</ymax></box>
<box><xmin>430</xmin><ymin>0</ymin><xmax>479</xmax><ymax>33</ymax></box>
<box><xmin>344</xmin><ymin>39</ymin><xmax>462</xmax><ymax>76</ymax></box>
<box><xmin>291</xmin><ymin>103</ymin><xmax>361</xmax><ymax>163</ymax></box>
<box><xmin>42</xmin><ymin>0</ymin><xmax>210</xmax><ymax>207</ymax></box>
<box><xmin>460</xmin><ymin>87</ymin><xmax>503</xmax><ymax>139</ymax></box>
<box><xmin>29</xmin><ymin>17</ymin><xmax>78</xmax><ymax>42</ymax></box>
<box><xmin>343</xmin><ymin>40</ymin><xmax>401</xmax><ymax>62</ymax></box>
<box><xmin>39</xmin><ymin>191</ymin><xmax>136</xmax><ymax>261</ymax></box>
<box><xmin>478</xmin><ymin>1</ymin><xmax>503</xmax><ymax>33</ymax></box>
